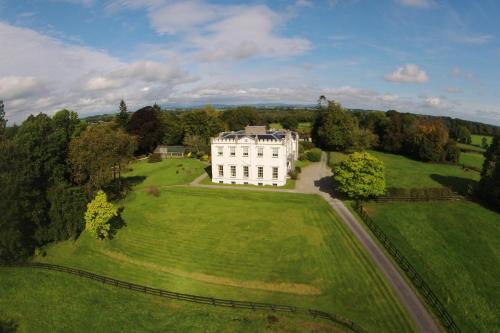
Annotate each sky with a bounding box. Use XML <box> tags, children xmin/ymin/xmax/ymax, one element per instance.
<box><xmin>0</xmin><ymin>0</ymin><xmax>499</xmax><ymax>125</ymax></box>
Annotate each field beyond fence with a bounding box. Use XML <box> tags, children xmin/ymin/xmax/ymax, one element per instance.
<box><xmin>0</xmin><ymin>262</ymin><xmax>368</xmax><ymax>333</ymax></box>
<box><xmin>354</xmin><ymin>202</ymin><xmax>460</xmax><ymax>333</ymax></box>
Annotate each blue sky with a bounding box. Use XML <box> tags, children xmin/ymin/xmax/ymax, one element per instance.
<box><xmin>0</xmin><ymin>0</ymin><xmax>499</xmax><ymax>125</ymax></box>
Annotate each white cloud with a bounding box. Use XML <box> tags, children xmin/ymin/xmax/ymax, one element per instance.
<box><xmin>446</xmin><ymin>87</ymin><xmax>463</xmax><ymax>94</ymax></box>
<box><xmin>0</xmin><ymin>76</ymin><xmax>46</xmax><ymax>99</ymax></box>
<box><xmin>384</xmin><ymin>64</ymin><xmax>429</xmax><ymax>83</ymax></box>
<box><xmin>423</xmin><ymin>96</ymin><xmax>449</xmax><ymax>110</ymax></box>
<box><xmin>396</xmin><ymin>0</ymin><xmax>436</xmax><ymax>8</ymax></box>
<box><xmin>450</xmin><ymin>33</ymin><xmax>493</xmax><ymax>45</ymax></box>
<box><xmin>108</xmin><ymin>1</ymin><xmax>311</xmax><ymax>62</ymax></box>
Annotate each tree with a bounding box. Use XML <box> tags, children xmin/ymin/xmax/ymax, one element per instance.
<box><xmin>183</xmin><ymin>134</ymin><xmax>205</xmax><ymax>155</ymax></box>
<box><xmin>182</xmin><ymin>108</ymin><xmax>225</xmax><ymax>145</ymax></box>
<box><xmin>0</xmin><ymin>100</ymin><xmax>6</xmax><ymax>137</ymax></box>
<box><xmin>380</xmin><ymin>111</ymin><xmax>405</xmax><ymax>153</ymax></box>
<box><xmin>312</xmin><ymin>99</ymin><xmax>357</xmax><ymax>151</ymax></box>
<box><xmin>333</xmin><ymin>152</ymin><xmax>386</xmax><ymax>199</ymax></box>
<box><xmin>220</xmin><ymin>107</ymin><xmax>259</xmax><ymax>131</ymax></box>
<box><xmin>69</xmin><ymin>124</ymin><xmax>137</xmax><ymax>193</ymax></box>
<box><xmin>482</xmin><ymin>137</ymin><xmax>489</xmax><ymax>149</ymax></box>
<box><xmin>281</xmin><ymin>116</ymin><xmax>299</xmax><ymax>130</ymax></box>
<box><xmin>84</xmin><ymin>190</ymin><xmax>117</xmax><ymax>239</ymax></box>
<box><xmin>116</xmin><ymin>99</ymin><xmax>129</xmax><ymax>130</ymax></box>
<box><xmin>405</xmin><ymin>118</ymin><xmax>450</xmax><ymax>162</ymax></box>
<box><xmin>161</xmin><ymin>112</ymin><xmax>184</xmax><ymax>145</ymax></box>
<box><xmin>478</xmin><ymin>136</ymin><xmax>500</xmax><ymax>209</ymax></box>
<box><xmin>456</xmin><ymin>126</ymin><xmax>472</xmax><ymax>144</ymax></box>
<box><xmin>128</xmin><ymin>106</ymin><xmax>164</xmax><ymax>155</ymax></box>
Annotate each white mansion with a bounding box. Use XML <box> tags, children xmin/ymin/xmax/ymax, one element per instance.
<box><xmin>210</xmin><ymin>126</ymin><xmax>299</xmax><ymax>186</ymax></box>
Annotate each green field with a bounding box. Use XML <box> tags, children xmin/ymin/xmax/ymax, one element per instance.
<box><xmin>329</xmin><ymin>150</ymin><xmax>480</xmax><ymax>191</ymax></box>
<box><xmin>200</xmin><ymin>175</ymin><xmax>296</xmax><ymax>189</ymax></box>
<box><xmin>471</xmin><ymin>134</ymin><xmax>493</xmax><ymax>147</ymax></box>
<box><xmin>35</xmin><ymin>160</ymin><xmax>416</xmax><ymax>332</ymax></box>
<box><xmin>459</xmin><ymin>152</ymin><xmax>485</xmax><ymax>170</ymax></box>
<box><xmin>124</xmin><ymin>158</ymin><xmax>206</xmax><ymax>189</ymax></box>
<box><xmin>0</xmin><ymin>268</ymin><xmax>342</xmax><ymax>333</ymax></box>
<box><xmin>363</xmin><ymin>201</ymin><xmax>500</xmax><ymax>333</ymax></box>
<box><xmin>457</xmin><ymin>143</ymin><xmax>485</xmax><ymax>153</ymax></box>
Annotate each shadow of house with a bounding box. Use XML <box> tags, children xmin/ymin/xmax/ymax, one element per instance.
<box><xmin>430</xmin><ymin>174</ymin><xmax>478</xmax><ymax>195</ymax></box>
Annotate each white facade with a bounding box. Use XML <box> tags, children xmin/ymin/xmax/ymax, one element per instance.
<box><xmin>210</xmin><ymin>126</ymin><xmax>299</xmax><ymax>187</ymax></box>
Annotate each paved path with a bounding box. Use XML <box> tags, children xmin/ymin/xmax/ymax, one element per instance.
<box><xmin>297</xmin><ymin>153</ymin><xmax>440</xmax><ymax>333</ymax></box>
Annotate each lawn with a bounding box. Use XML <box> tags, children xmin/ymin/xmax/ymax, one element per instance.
<box><xmin>459</xmin><ymin>152</ymin><xmax>485</xmax><ymax>170</ymax></box>
<box><xmin>363</xmin><ymin>201</ymin><xmax>500</xmax><ymax>333</ymax></box>
<box><xmin>0</xmin><ymin>268</ymin><xmax>342</xmax><ymax>333</ymax></box>
<box><xmin>124</xmin><ymin>158</ymin><xmax>206</xmax><ymax>189</ymax></box>
<box><xmin>471</xmin><ymin>134</ymin><xmax>493</xmax><ymax>147</ymax></box>
<box><xmin>328</xmin><ymin>150</ymin><xmax>479</xmax><ymax>192</ymax></box>
<box><xmin>368</xmin><ymin>150</ymin><xmax>479</xmax><ymax>191</ymax></box>
<box><xmin>200</xmin><ymin>174</ymin><xmax>296</xmax><ymax>189</ymax></box>
<box><xmin>457</xmin><ymin>142</ymin><xmax>485</xmax><ymax>153</ymax></box>
<box><xmin>37</xmin><ymin>161</ymin><xmax>416</xmax><ymax>332</ymax></box>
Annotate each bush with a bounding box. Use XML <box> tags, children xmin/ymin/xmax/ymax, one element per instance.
<box><xmin>295</xmin><ymin>166</ymin><xmax>302</xmax><ymax>174</ymax></box>
<box><xmin>146</xmin><ymin>186</ymin><xmax>161</xmax><ymax>197</ymax></box>
<box><xmin>288</xmin><ymin>170</ymin><xmax>298</xmax><ymax>180</ymax></box>
<box><xmin>306</xmin><ymin>148</ymin><xmax>322</xmax><ymax>162</ymax></box>
<box><xmin>383</xmin><ymin>187</ymin><xmax>455</xmax><ymax>200</ymax></box>
<box><xmin>200</xmin><ymin>154</ymin><xmax>209</xmax><ymax>162</ymax></box>
<box><xmin>298</xmin><ymin>153</ymin><xmax>307</xmax><ymax>161</ymax></box>
<box><xmin>148</xmin><ymin>153</ymin><xmax>162</xmax><ymax>163</ymax></box>
<box><xmin>300</xmin><ymin>141</ymin><xmax>315</xmax><ymax>151</ymax></box>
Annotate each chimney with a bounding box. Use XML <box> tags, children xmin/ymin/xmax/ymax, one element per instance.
<box><xmin>245</xmin><ymin>126</ymin><xmax>267</xmax><ymax>135</ymax></box>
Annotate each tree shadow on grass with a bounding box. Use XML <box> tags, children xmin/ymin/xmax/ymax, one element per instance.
<box><xmin>105</xmin><ymin>176</ymin><xmax>146</xmax><ymax>201</ymax></box>
<box><xmin>204</xmin><ymin>165</ymin><xmax>212</xmax><ymax>178</ymax></box>
<box><xmin>109</xmin><ymin>207</ymin><xmax>127</xmax><ymax>240</ymax></box>
<box><xmin>430</xmin><ymin>174</ymin><xmax>478</xmax><ymax>195</ymax></box>
<box><xmin>0</xmin><ymin>318</ymin><xmax>18</xmax><ymax>333</ymax></box>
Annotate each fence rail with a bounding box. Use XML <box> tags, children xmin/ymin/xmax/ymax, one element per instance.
<box><xmin>354</xmin><ymin>201</ymin><xmax>460</xmax><ymax>333</ymax></box>
<box><xmin>0</xmin><ymin>262</ymin><xmax>367</xmax><ymax>333</ymax></box>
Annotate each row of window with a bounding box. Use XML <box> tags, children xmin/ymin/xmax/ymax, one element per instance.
<box><xmin>217</xmin><ymin>146</ymin><xmax>279</xmax><ymax>158</ymax></box>
<box><xmin>218</xmin><ymin>165</ymin><xmax>279</xmax><ymax>179</ymax></box>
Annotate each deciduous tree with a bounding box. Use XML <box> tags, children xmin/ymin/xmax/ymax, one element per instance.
<box><xmin>84</xmin><ymin>190</ymin><xmax>117</xmax><ymax>239</ymax></box>
<box><xmin>333</xmin><ymin>152</ymin><xmax>386</xmax><ymax>199</ymax></box>
<box><xmin>128</xmin><ymin>105</ymin><xmax>164</xmax><ymax>154</ymax></box>
<box><xmin>478</xmin><ymin>136</ymin><xmax>500</xmax><ymax>209</ymax></box>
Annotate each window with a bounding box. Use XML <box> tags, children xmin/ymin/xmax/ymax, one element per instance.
<box><xmin>218</xmin><ymin>165</ymin><xmax>224</xmax><ymax>177</ymax></box>
<box><xmin>243</xmin><ymin>166</ymin><xmax>249</xmax><ymax>178</ymax></box>
<box><xmin>272</xmin><ymin>167</ymin><xmax>278</xmax><ymax>179</ymax></box>
<box><xmin>243</xmin><ymin>146</ymin><xmax>249</xmax><ymax>157</ymax></box>
<box><xmin>217</xmin><ymin>146</ymin><xmax>223</xmax><ymax>156</ymax></box>
<box><xmin>257</xmin><ymin>147</ymin><xmax>264</xmax><ymax>157</ymax></box>
<box><xmin>230</xmin><ymin>165</ymin><xmax>236</xmax><ymax>178</ymax></box>
<box><xmin>230</xmin><ymin>146</ymin><xmax>236</xmax><ymax>157</ymax></box>
<box><xmin>231</xmin><ymin>181</ymin><xmax>236</xmax><ymax>184</ymax></box>
<box><xmin>257</xmin><ymin>166</ymin><xmax>263</xmax><ymax>178</ymax></box>
<box><xmin>272</xmin><ymin>147</ymin><xmax>279</xmax><ymax>158</ymax></box>
<box><xmin>219</xmin><ymin>181</ymin><xmax>223</xmax><ymax>184</ymax></box>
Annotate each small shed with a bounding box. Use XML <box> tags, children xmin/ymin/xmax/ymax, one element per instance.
<box><xmin>154</xmin><ymin>145</ymin><xmax>186</xmax><ymax>158</ymax></box>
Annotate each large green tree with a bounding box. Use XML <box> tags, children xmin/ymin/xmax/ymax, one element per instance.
<box><xmin>478</xmin><ymin>136</ymin><xmax>500</xmax><ymax>209</ymax></box>
<box><xmin>182</xmin><ymin>108</ymin><xmax>225</xmax><ymax>145</ymax></box>
<box><xmin>0</xmin><ymin>100</ymin><xmax>6</xmax><ymax>137</ymax></box>
<box><xmin>69</xmin><ymin>124</ymin><xmax>137</xmax><ymax>193</ymax></box>
<box><xmin>332</xmin><ymin>152</ymin><xmax>386</xmax><ymax>199</ymax></box>
<box><xmin>312</xmin><ymin>99</ymin><xmax>358</xmax><ymax>151</ymax></box>
<box><xmin>128</xmin><ymin>105</ymin><xmax>164</xmax><ymax>154</ymax></box>
<box><xmin>220</xmin><ymin>106</ymin><xmax>260</xmax><ymax>131</ymax></box>
<box><xmin>405</xmin><ymin>118</ymin><xmax>452</xmax><ymax>162</ymax></box>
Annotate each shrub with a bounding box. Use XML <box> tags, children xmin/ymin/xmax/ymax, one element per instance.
<box><xmin>298</xmin><ymin>153</ymin><xmax>307</xmax><ymax>161</ymax></box>
<box><xmin>146</xmin><ymin>186</ymin><xmax>161</xmax><ymax>197</ymax></box>
<box><xmin>383</xmin><ymin>187</ymin><xmax>455</xmax><ymax>200</ymax></box>
<box><xmin>295</xmin><ymin>166</ymin><xmax>302</xmax><ymax>174</ymax></box>
<box><xmin>200</xmin><ymin>154</ymin><xmax>209</xmax><ymax>162</ymax></box>
<box><xmin>300</xmin><ymin>141</ymin><xmax>315</xmax><ymax>151</ymax></box>
<box><xmin>84</xmin><ymin>190</ymin><xmax>118</xmax><ymax>240</ymax></box>
<box><xmin>148</xmin><ymin>153</ymin><xmax>162</xmax><ymax>163</ymax></box>
<box><xmin>288</xmin><ymin>170</ymin><xmax>298</xmax><ymax>180</ymax></box>
<box><xmin>306</xmin><ymin>148</ymin><xmax>322</xmax><ymax>162</ymax></box>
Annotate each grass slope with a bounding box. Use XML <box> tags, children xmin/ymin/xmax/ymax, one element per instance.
<box><xmin>471</xmin><ymin>134</ymin><xmax>493</xmax><ymax>146</ymax></box>
<box><xmin>459</xmin><ymin>152</ymin><xmax>485</xmax><ymax>170</ymax></box>
<box><xmin>0</xmin><ymin>268</ymin><xmax>343</xmax><ymax>333</ymax></box>
<box><xmin>364</xmin><ymin>201</ymin><xmax>500</xmax><ymax>333</ymax></box>
<box><xmin>368</xmin><ymin>150</ymin><xmax>479</xmax><ymax>191</ymax></box>
<box><xmin>38</xmin><ymin>162</ymin><xmax>416</xmax><ymax>332</ymax></box>
<box><xmin>125</xmin><ymin>158</ymin><xmax>206</xmax><ymax>189</ymax></box>
<box><xmin>457</xmin><ymin>143</ymin><xmax>485</xmax><ymax>153</ymax></box>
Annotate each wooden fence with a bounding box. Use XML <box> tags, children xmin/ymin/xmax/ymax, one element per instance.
<box><xmin>0</xmin><ymin>262</ymin><xmax>368</xmax><ymax>333</ymax></box>
<box><xmin>354</xmin><ymin>201</ymin><xmax>460</xmax><ymax>333</ymax></box>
